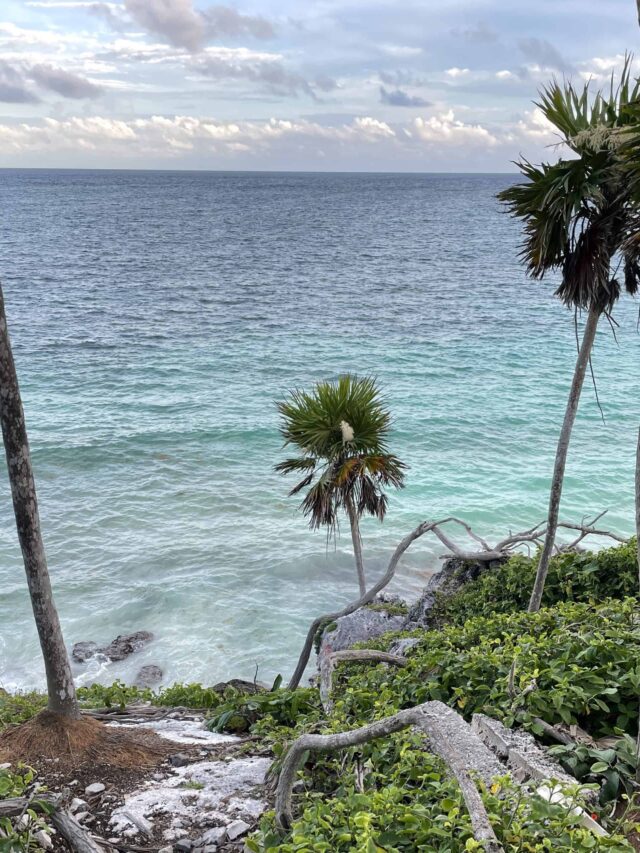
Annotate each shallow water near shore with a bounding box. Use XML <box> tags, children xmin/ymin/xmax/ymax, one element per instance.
<box><xmin>0</xmin><ymin>169</ymin><xmax>638</xmax><ymax>691</ymax></box>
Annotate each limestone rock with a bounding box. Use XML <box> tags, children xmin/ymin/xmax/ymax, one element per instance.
<box><xmin>85</xmin><ymin>783</ymin><xmax>106</xmax><ymax>796</ymax></box>
<box><xmin>226</xmin><ymin>820</ymin><xmax>250</xmax><ymax>841</ymax></box>
<box><xmin>404</xmin><ymin>556</ymin><xmax>505</xmax><ymax>629</ymax></box>
<box><xmin>318</xmin><ymin>598</ymin><xmax>406</xmax><ymax>669</ymax></box>
<box><xmin>72</xmin><ymin>631</ymin><xmax>154</xmax><ymax>664</ymax></box>
<box><xmin>134</xmin><ymin>664</ymin><xmax>163</xmax><ymax>688</ymax></box>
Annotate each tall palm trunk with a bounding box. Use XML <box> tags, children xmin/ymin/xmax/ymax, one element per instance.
<box><xmin>636</xmin><ymin>426</ymin><xmax>640</xmax><ymax>591</ymax></box>
<box><xmin>528</xmin><ymin>303</ymin><xmax>601</xmax><ymax>612</ymax></box>
<box><xmin>0</xmin><ymin>284</ymin><xmax>80</xmax><ymax>719</ymax></box>
<box><xmin>346</xmin><ymin>496</ymin><xmax>367</xmax><ymax>596</ymax></box>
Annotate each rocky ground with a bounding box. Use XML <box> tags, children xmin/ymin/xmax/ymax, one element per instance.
<box><xmin>27</xmin><ymin>712</ymin><xmax>273</xmax><ymax>853</ymax></box>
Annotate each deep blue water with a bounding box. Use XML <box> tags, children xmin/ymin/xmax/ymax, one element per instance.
<box><xmin>0</xmin><ymin>170</ymin><xmax>638</xmax><ymax>690</ymax></box>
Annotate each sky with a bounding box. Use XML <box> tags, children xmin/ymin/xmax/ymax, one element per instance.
<box><xmin>0</xmin><ymin>0</ymin><xmax>638</xmax><ymax>171</ymax></box>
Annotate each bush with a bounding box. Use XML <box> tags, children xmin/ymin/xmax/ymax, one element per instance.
<box><xmin>428</xmin><ymin>539</ymin><xmax>638</xmax><ymax>627</ymax></box>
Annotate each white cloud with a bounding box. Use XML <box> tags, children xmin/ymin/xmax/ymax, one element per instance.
<box><xmin>412</xmin><ymin>110</ymin><xmax>497</xmax><ymax>145</ymax></box>
<box><xmin>445</xmin><ymin>67</ymin><xmax>470</xmax><ymax>78</ymax></box>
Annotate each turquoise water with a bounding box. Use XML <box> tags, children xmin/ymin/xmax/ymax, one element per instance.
<box><xmin>0</xmin><ymin>170</ymin><xmax>638</xmax><ymax>691</ymax></box>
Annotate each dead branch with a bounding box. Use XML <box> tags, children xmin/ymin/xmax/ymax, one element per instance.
<box><xmin>0</xmin><ymin>796</ymin><xmax>106</xmax><ymax>853</ymax></box>
<box><xmin>274</xmin><ymin>700</ymin><xmax>503</xmax><ymax>852</ymax></box>
<box><xmin>532</xmin><ymin>717</ymin><xmax>575</xmax><ymax>746</ymax></box>
<box><xmin>319</xmin><ymin>649</ymin><xmax>407</xmax><ymax>713</ymax></box>
<box><xmin>287</xmin><ymin>512</ymin><xmax>627</xmax><ymax>689</ymax></box>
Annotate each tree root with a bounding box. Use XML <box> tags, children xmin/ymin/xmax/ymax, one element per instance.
<box><xmin>0</xmin><ymin>711</ymin><xmax>169</xmax><ymax>769</ymax></box>
<box><xmin>274</xmin><ymin>700</ymin><xmax>504</xmax><ymax>852</ymax></box>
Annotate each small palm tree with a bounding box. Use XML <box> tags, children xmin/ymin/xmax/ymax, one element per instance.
<box><xmin>276</xmin><ymin>375</ymin><xmax>406</xmax><ymax>596</ymax></box>
<box><xmin>499</xmin><ymin>65</ymin><xmax>640</xmax><ymax>612</ymax></box>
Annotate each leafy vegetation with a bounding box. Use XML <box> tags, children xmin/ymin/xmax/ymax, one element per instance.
<box><xmin>0</xmin><ymin>766</ymin><xmax>54</xmax><ymax>853</ymax></box>
<box><xmin>427</xmin><ymin>540</ymin><xmax>638</xmax><ymax>627</ymax></box>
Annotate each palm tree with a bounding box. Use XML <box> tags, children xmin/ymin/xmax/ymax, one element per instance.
<box><xmin>0</xmin><ymin>282</ymin><xmax>80</xmax><ymax>719</ymax></box>
<box><xmin>499</xmin><ymin>67</ymin><xmax>640</xmax><ymax>612</ymax></box>
<box><xmin>276</xmin><ymin>375</ymin><xmax>406</xmax><ymax>596</ymax></box>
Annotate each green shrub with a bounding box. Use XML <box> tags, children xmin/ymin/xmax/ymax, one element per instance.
<box><xmin>0</xmin><ymin>766</ymin><xmax>55</xmax><ymax>853</ymax></box>
<box><xmin>0</xmin><ymin>691</ymin><xmax>46</xmax><ymax>731</ymax></box>
<box><xmin>429</xmin><ymin>539</ymin><xmax>638</xmax><ymax>627</ymax></box>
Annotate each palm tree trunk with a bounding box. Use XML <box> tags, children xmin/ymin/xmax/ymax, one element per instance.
<box><xmin>0</xmin><ymin>283</ymin><xmax>80</xmax><ymax>719</ymax></box>
<box><xmin>346</xmin><ymin>496</ymin><xmax>366</xmax><ymax>596</ymax></box>
<box><xmin>528</xmin><ymin>304</ymin><xmax>601</xmax><ymax>613</ymax></box>
<box><xmin>636</xmin><ymin>426</ymin><xmax>640</xmax><ymax>591</ymax></box>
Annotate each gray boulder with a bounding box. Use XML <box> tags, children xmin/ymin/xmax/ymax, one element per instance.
<box><xmin>72</xmin><ymin>631</ymin><xmax>154</xmax><ymax>664</ymax></box>
<box><xmin>404</xmin><ymin>556</ymin><xmax>505</xmax><ymax>629</ymax></box>
<box><xmin>318</xmin><ymin>597</ymin><xmax>406</xmax><ymax>669</ymax></box>
<box><xmin>134</xmin><ymin>664</ymin><xmax>163</xmax><ymax>688</ymax></box>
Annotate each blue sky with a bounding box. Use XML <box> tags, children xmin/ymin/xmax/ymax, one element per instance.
<box><xmin>0</xmin><ymin>0</ymin><xmax>637</xmax><ymax>170</ymax></box>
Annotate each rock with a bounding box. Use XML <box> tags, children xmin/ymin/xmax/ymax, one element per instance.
<box><xmin>174</xmin><ymin>839</ymin><xmax>193</xmax><ymax>853</ymax></box>
<box><xmin>211</xmin><ymin>678</ymin><xmax>267</xmax><ymax>695</ymax></box>
<box><xmin>73</xmin><ymin>632</ymin><xmax>154</xmax><ymax>664</ymax></box>
<box><xmin>134</xmin><ymin>664</ymin><xmax>163</xmax><ymax>688</ymax></box>
<box><xmin>72</xmin><ymin>641</ymin><xmax>99</xmax><ymax>663</ymax></box>
<box><xmin>85</xmin><ymin>782</ymin><xmax>106</xmax><ymax>796</ymax></box>
<box><xmin>70</xmin><ymin>798</ymin><xmax>88</xmax><ymax>813</ymax></box>
<box><xmin>472</xmin><ymin>714</ymin><xmax>583</xmax><ymax>791</ymax></box>
<box><xmin>404</xmin><ymin>556</ymin><xmax>506</xmax><ymax>629</ymax></box>
<box><xmin>200</xmin><ymin>828</ymin><xmax>226</xmax><ymax>845</ymax></box>
<box><xmin>158</xmin><ymin>847</ymin><xmax>173</xmax><ymax>853</ymax></box>
<box><xmin>102</xmin><ymin>631</ymin><xmax>154</xmax><ymax>662</ymax></box>
<box><xmin>169</xmin><ymin>753</ymin><xmax>191</xmax><ymax>768</ymax></box>
<box><xmin>225</xmin><ymin>820</ymin><xmax>250</xmax><ymax>841</ymax></box>
<box><xmin>387</xmin><ymin>637</ymin><xmax>420</xmax><ymax>657</ymax></box>
<box><xmin>318</xmin><ymin>598</ymin><xmax>406</xmax><ymax>669</ymax></box>
<box><xmin>0</xmin><ymin>762</ymin><xmax>11</xmax><ymax>770</ymax></box>
<box><xmin>35</xmin><ymin>831</ymin><xmax>53</xmax><ymax>850</ymax></box>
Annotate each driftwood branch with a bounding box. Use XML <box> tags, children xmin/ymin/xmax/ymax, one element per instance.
<box><xmin>274</xmin><ymin>700</ymin><xmax>503</xmax><ymax>852</ymax></box>
<box><xmin>319</xmin><ymin>649</ymin><xmax>407</xmax><ymax>713</ymax></box>
<box><xmin>0</xmin><ymin>796</ymin><xmax>105</xmax><ymax>853</ymax></box>
<box><xmin>287</xmin><ymin>518</ymin><xmax>449</xmax><ymax>689</ymax></box>
<box><xmin>288</xmin><ymin>512</ymin><xmax>627</xmax><ymax>689</ymax></box>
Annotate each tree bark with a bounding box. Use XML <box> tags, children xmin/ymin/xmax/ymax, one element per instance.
<box><xmin>346</xmin><ymin>495</ymin><xmax>366</xmax><ymax>596</ymax></box>
<box><xmin>287</xmin><ymin>518</ymin><xmax>436</xmax><ymax>689</ymax></box>
<box><xmin>274</xmin><ymin>701</ymin><xmax>503</xmax><ymax>852</ymax></box>
<box><xmin>636</xmin><ymin>427</ymin><xmax>640</xmax><ymax>592</ymax></box>
<box><xmin>0</xmin><ymin>283</ymin><xmax>80</xmax><ymax>718</ymax></box>
<box><xmin>528</xmin><ymin>304</ymin><xmax>601</xmax><ymax>612</ymax></box>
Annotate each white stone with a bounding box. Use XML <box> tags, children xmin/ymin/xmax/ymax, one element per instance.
<box><xmin>226</xmin><ymin>820</ymin><xmax>250</xmax><ymax>841</ymax></box>
<box><xmin>200</xmin><ymin>827</ymin><xmax>226</xmax><ymax>845</ymax></box>
<box><xmin>70</xmin><ymin>798</ymin><xmax>88</xmax><ymax>814</ymax></box>
<box><xmin>35</xmin><ymin>830</ymin><xmax>52</xmax><ymax>850</ymax></box>
<box><xmin>85</xmin><ymin>783</ymin><xmax>106</xmax><ymax>796</ymax></box>
<box><xmin>109</xmin><ymin>756</ymin><xmax>270</xmax><ymax>840</ymax></box>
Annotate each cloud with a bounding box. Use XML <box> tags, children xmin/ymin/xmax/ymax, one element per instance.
<box><xmin>123</xmin><ymin>0</ymin><xmax>274</xmax><ymax>51</ymax></box>
<box><xmin>379</xmin><ymin>86</ymin><xmax>430</xmax><ymax>107</ymax></box>
<box><xmin>0</xmin><ymin>59</ymin><xmax>101</xmax><ymax>101</ymax></box>
<box><xmin>518</xmin><ymin>38</ymin><xmax>572</xmax><ymax>72</ymax></box>
<box><xmin>445</xmin><ymin>67</ymin><xmax>470</xmax><ymax>78</ymax></box>
<box><xmin>0</xmin><ymin>114</ymin><xmax>397</xmax><ymax>156</ymax></box>
<box><xmin>30</xmin><ymin>62</ymin><xmax>103</xmax><ymax>97</ymax></box>
<box><xmin>453</xmin><ymin>22</ymin><xmax>498</xmax><ymax>44</ymax></box>
<box><xmin>410</xmin><ymin>110</ymin><xmax>497</xmax><ymax>145</ymax></box>
<box><xmin>0</xmin><ymin>60</ymin><xmax>40</xmax><ymax>103</ymax></box>
<box><xmin>191</xmin><ymin>49</ymin><xmax>334</xmax><ymax>98</ymax></box>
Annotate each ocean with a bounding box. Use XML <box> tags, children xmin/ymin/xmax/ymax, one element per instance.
<box><xmin>0</xmin><ymin>169</ymin><xmax>638</xmax><ymax>692</ymax></box>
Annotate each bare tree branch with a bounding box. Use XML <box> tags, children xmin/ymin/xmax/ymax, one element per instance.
<box><xmin>319</xmin><ymin>649</ymin><xmax>407</xmax><ymax>713</ymax></box>
<box><xmin>274</xmin><ymin>700</ymin><xmax>503</xmax><ymax>852</ymax></box>
<box><xmin>0</xmin><ymin>797</ymin><xmax>106</xmax><ymax>853</ymax></box>
<box><xmin>287</xmin><ymin>512</ymin><xmax>628</xmax><ymax>689</ymax></box>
